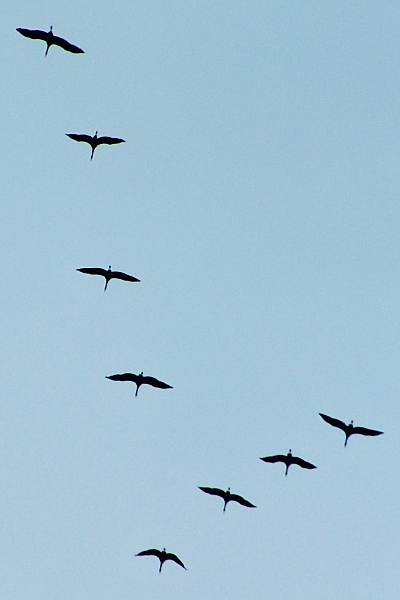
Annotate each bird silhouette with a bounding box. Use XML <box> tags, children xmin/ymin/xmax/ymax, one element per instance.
<box><xmin>77</xmin><ymin>266</ymin><xmax>140</xmax><ymax>291</ymax></box>
<box><xmin>135</xmin><ymin>548</ymin><xmax>186</xmax><ymax>572</ymax></box>
<box><xmin>260</xmin><ymin>450</ymin><xmax>316</xmax><ymax>476</ymax></box>
<box><xmin>106</xmin><ymin>372</ymin><xmax>172</xmax><ymax>396</ymax></box>
<box><xmin>16</xmin><ymin>26</ymin><xmax>84</xmax><ymax>55</ymax></box>
<box><xmin>319</xmin><ymin>413</ymin><xmax>383</xmax><ymax>446</ymax></box>
<box><xmin>198</xmin><ymin>486</ymin><xmax>256</xmax><ymax>512</ymax></box>
<box><xmin>66</xmin><ymin>131</ymin><xmax>125</xmax><ymax>160</ymax></box>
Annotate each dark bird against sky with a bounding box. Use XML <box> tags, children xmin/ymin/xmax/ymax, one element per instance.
<box><xmin>260</xmin><ymin>450</ymin><xmax>317</xmax><ymax>476</ymax></box>
<box><xmin>135</xmin><ymin>548</ymin><xmax>186</xmax><ymax>572</ymax></box>
<box><xmin>106</xmin><ymin>372</ymin><xmax>173</xmax><ymax>396</ymax></box>
<box><xmin>66</xmin><ymin>131</ymin><xmax>125</xmax><ymax>160</ymax></box>
<box><xmin>16</xmin><ymin>26</ymin><xmax>84</xmax><ymax>55</ymax></box>
<box><xmin>198</xmin><ymin>486</ymin><xmax>256</xmax><ymax>512</ymax></box>
<box><xmin>319</xmin><ymin>413</ymin><xmax>384</xmax><ymax>446</ymax></box>
<box><xmin>77</xmin><ymin>266</ymin><xmax>140</xmax><ymax>291</ymax></box>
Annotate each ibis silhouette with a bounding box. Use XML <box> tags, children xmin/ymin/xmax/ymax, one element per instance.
<box><xmin>135</xmin><ymin>548</ymin><xmax>186</xmax><ymax>572</ymax></box>
<box><xmin>66</xmin><ymin>131</ymin><xmax>125</xmax><ymax>160</ymax></box>
<box><xmin>198</xmin><ymin>486</ymin><xmax>256</xmax><ymax>512</ymax></box>
<box><xmin>106</xmin><ymin>372</ymin><xmax>172</xmax><ymax>396</ymax></box>
<box><xmin>260</xmin><ymin>450</ymin><xmax>316</xmax><ymax>476</ymax></box>
<box><xmin>16</xmin><ymin>26</ymin><xmax>84</xmax><ymax>55</ymax></box>
<box><xmin>319</xmin><ymin>413</ymin><xmax>383</xmax><ymax>446</ymax></box>
<box><xmin>77</xmin><ymin>266</ymin><xmax>140</xmax><ymax>291</ymax></box>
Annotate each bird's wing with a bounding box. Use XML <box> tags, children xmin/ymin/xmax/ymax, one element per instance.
<box><xmin>77</xmin><ymin>267</ymin><xmax>107</xmax><ymax>277</ymax></box>
<box><xmin>291</xmin><ymin>456</ymin><xmax>317</xmax><ymax>470</ymax></box>
<box><xmin>165</xmin><ymin>553</ymin><xmax>186</xmax><ymax>569</ymax></box>
<box><xmin>142</xmin><ymin>376</ymin><xmax>172</xmax><ymax>389</ymax></box>
<box><xmin>52</xmin><ymin>35</ymin><xmax>84</xmax><ymax>53</ymax></box>
<box><xmin>229</xmin><ymin>494</ymin><xmax>256</xmax><ymax>508</ymax></box>
<box><xmin>352</xmin><ymin>426</ymin><xmax>384</xmax><ymax>438</ymax></box>
<box><xmin>66</xmin><ymin>133</ymin><xmax>93</xmax><ymax>144</ymax></box>
<box><xmin>97</xmin><ymin>136</ymin><xmax>125</xmax><ymax>145</ymax></box>
<box><xmin>260</xmin><ymin>455</ymin><xmax>286</xmax><ymax>464</ymax></box>
<box><xmin>319</xmin><ymin>413</ymin><xmax>347</xmax><ymax>432</ymax></box>
<box><xmin>198</xmin><ymin>486</ymin><xmax>225</xmax><ymax>499</ymax></box>
<box><xmin>106</xmin><ymin>373</ymin><xmax>138</xmax><ymax>383</ymax></box>
<box><xmin>111</xmin><ymin>271</ymin><xmax>140</xmax><ymax>283</ymax></box>
<box><xmin>16</xmin><ymin>28</ymin><xmax>47</xmax><ymax>41</ymax></box>
<box><xmin>135</xmin><ymin>548</ymin><xmax>162</xmax><ymax>559</ymax></box>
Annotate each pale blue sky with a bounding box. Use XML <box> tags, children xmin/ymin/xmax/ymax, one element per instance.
<box><xmin>1</xmin><ymin>1</ymin><xmax>399</xmax><ymax>598</ymax></box>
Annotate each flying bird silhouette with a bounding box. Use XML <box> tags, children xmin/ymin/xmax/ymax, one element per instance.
<box><xmin>16</xmin><ymin>26</ymin><xmax>84</xmax><ymax>55</ymax></box>
<box><xmin>319</xmin><ymin>413</ymin><xmax>384</xmax><ymax>446</ymax></box>
<box><xmin>106</xmin><ymin>372</ymin><xmax>172</xmax><ymax>396</ymax></box>
<box><xmin>135</xmin><ymin>548</ymin><xmax>186</xmax><ymax>572</ymax></box>
<box><xmin>198</xmin><ymin>486</ymin><xmax>256</xmax><ymax>512</ymax></box>
<box><xmin>66</xmin><ymin>131</ymin><xmax>125</xmax><ymax>160</ymax></box>
<box><xmin>260</xmin><ymin>450</ymin><xmax>316</xmax><ymax>476</ymax></box>
<box><xmin>77</xmin><ymin>266</ymin><xmax>140</xmax><ymax>291</ymax></box>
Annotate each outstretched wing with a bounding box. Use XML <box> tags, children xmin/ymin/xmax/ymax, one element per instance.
<box><xmin>291</xmin><ymin>456</ymin><xmax>317</xmax><ymax>470</ymax></box>
<box><xmin>52</xmin><ymin>35</ymin><xmax>84</xmax><ymax>53</ymax></box>
<box><xmin>229</xmin><ymin>494</ymin><xmax>256</xmax><ymax>508</ymax></box>
<box><xmin>260</xmin><ymin>454</ymin><xmax>286</xmax><ymax>464</ymax></box>
<box><xmin>352</xmin><ymin>426</ymin><xmax>383</xmax><ymax>438</ymax></box>
<box><xmin>142</xmin><ymin>376</ymin><xmax>172</xmax><ymax>390</ymax></box>
<box><xmin>165</xmin><ymin>553</ymin><xmax>186</xmax><ymax>569</ymax></box>
<box><xmin>77</xmin><ymin>267</ymin><xmax>107</xmax><ymax>277</ymax></box>
<box><xmin>198</xmin><ymin>486</ymin><xmax>225</xmax><ymax>499</ymax></box>
<box><xmin>136</xmin><ymin>548</ymin><xmax>162</xmax><ymax>559</ymax></box>
<box><xmin>66</xmin><ymin>133</ymin><xmax>93</xmax><ymax>144</ymax></box>
<box><xmin>319</xmin><ymin>413</ymin><xmax>347</xmax><ymax>432</ymax></box>
<box><xmin>106</xmin><ymin>373</ymin><xmax>139</xmax><ymax>383</ymax></box>
<box><xmin>16</xmin><ymin>28</ymin><xmax>47</xmax><ymax>41</ymax></box>
<box><xmin>97</xmin><ymin>136</ymin><xmax>125</xmax><ymax>145</ymax></box>
<box><xmin>111</xmin><ymin>270</ymin><xmax>140</xmax><ymax>283</ymax></box>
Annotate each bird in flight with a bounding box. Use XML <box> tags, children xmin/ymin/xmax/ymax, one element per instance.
<box><xmin>106</xmin><ymin>372</ymin><xmax>172</xmax><ymax>396</ymax></box>
<box><xmin>77</xmin><ymin>265</ymin><xmax>140</xmax><ymax>291</ymax></box>
<box><xmin>198</xmin><ymin>486</ymin><xmax>256</xmax><ymax>512</ymax></box>
<box><xmin>260</xmin><ymin>450</ymin><xmax>316</xmax><ymax>476</ymax></box>
<box><xmin>135</xmin><ymin>548</ymin><xmax>186</xmax><ymax>573</ymax></box>
<box><xmin>16</xmin><ymin>26</ymin><xmax>84</xmax><ymax>55</ymax></box>
<box><xmin>319</xmin><ymin>413</ymin><xmax>384</xmax><ymax>447</ymax></box>
<box><xmin>66</xmin><ymin>131</ymin><xmax>125</xmax><ymax>160</ymax></box>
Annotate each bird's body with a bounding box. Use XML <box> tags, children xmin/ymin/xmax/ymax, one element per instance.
<box><xmin>319</xmin><ymin>413</ymin><xmax>383</xmax><ymax>446</ymax></box>
<box><xmin>260</xmin><ymin>450</ymin><xmax>316</xmax><ymax>476</ymax></box>
<box><xmin>16</xmin><ymin>26</ymin><xmax>84</xmax><ymax>55</ymax></box>
<box><xmin>106</xmin><ymin>371</ymin><xmax>172</xmax><ymax>396</ymax></box>
<box><xmin>66</xmin><ymin>131</ymin><xmax>125</xmax><ymax>159</ymax></box>
<box><xmin>77</xmin><ymin>265</ymin><xmax>140</xmax><ymax>291</ymax></box>
<box><xmin>135</xmin><ymin>548</ymin><xmax>186</xmax><ymax>572</ymax></box>
<box><xmin>198</xmin><ymin>486</ymin><xmax>256</xmax><ymax>512</ymax></box>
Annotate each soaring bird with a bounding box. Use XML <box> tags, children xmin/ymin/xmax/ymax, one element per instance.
<box><xmin>66</xmin><ymin>131</ymin><xmax>125</xmax><ymax>160</ymax></box>
<box><xmin>198</xmin><ymin>486</ymin><xmax>256</xmax><ymax>512</ymax></box>
<box><xmin>77</xmin><ymin>266</ymin><xmax>140</xmax><ymax>291</ymax></box>
<box><xmin>16</xmin><ymin>26</ymin><xmax>84</xmax><ymax>55</ymax></box>
<box><xmin>106</xmin><ymin>372</ymin><xmax>172</xmax><ymax>396</ymax></box>
<box><xmin>319</xmin><ymin>413</ymin><xmax>384</xmax><ymax>447</ymax></box>
<box><xmin>135</xmin><ymin>548</ymin><xmax>186</xmax><ymax>573</ymax></box>
<box><xmin>260</xmin><ymin>450</ymin><xmax>316</xmax><ymax>476</ymax></box>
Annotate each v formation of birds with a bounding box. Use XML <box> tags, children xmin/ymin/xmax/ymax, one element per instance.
<box><xmin>16</xmin><ymin>24</ymin><xmax>385</xmax><ymax>578</ymax></box>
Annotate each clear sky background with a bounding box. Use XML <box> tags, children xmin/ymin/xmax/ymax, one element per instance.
<box><xmin>1</xmin><ymin>1</ymin><xmax>399</xmax><ymax>598</ymax></box>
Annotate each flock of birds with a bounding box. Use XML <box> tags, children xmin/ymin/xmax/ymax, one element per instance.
<box><xmin>16</xmin><ymin>24</ymin><xmax>384</xmax><ymax>577</ymax></box>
